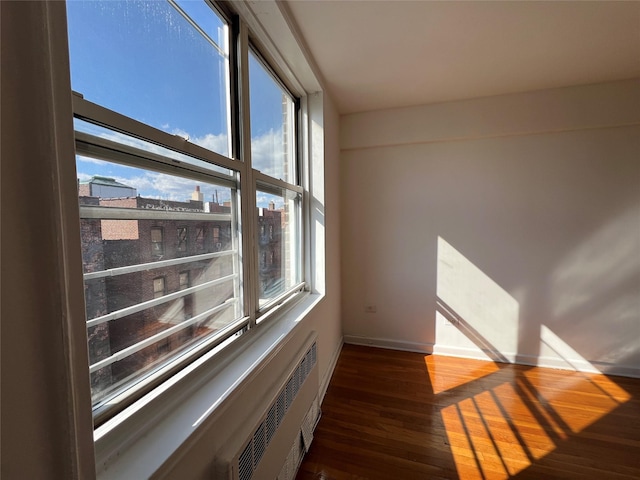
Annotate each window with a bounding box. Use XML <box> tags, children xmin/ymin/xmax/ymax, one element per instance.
<box><xmin>195</xmin><ymin>227</ymin><xmax>205</xmax><ymax>252</ymax></box>
<box><xmin>179</xmin><ymin>271</ymin><xmax>190</xmax><ymax>291</ymax></box>
<box><xmin>153</xmin><ymin>277</ymin><xmax>166</xmax><ymax>299</ymax></box>
<box><xmin>249</xmin><ymin>50</ymin><xmax>296</xmax><ymax>183</ymax></box>
<box><xmin>151</xmin><ymin>227</ymin><xmax>164</xmax><ymax>258</ymax></box>
<box><xmin>256</xmin><ymin>186</ymin><xmax>302</xmax><ymax>307</ymax></box>
<box><xmin>177</xmin><ymin>227</ymin><xmax>188</xmax><ymax>253</ymax></box>
<box><xmin>67</xmin><ymin>0</ymin><xmax>305</xmax><ymax>423</ymax></box>
<box><xmin>249</xmin><ymin>50</ymin><xmax>303</xmax><ymax>312</ymax></box>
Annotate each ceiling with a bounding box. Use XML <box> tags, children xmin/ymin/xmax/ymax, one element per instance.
<box><xmin>284</xmin><ymin>0</ymin><xmax>640</xmax><ymax>114</ymax></box>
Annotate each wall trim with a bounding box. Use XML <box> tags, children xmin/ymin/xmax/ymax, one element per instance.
<box><xmin>345</xmin><ymin>336</ymin><xmax>640</xmax><ymax>379</ymax></box>
<box><xmin>432</xmin><ymin>344</ymin><xmax>516</xmax><ymax>363</ymax></box>
<box><xmin>344</xmin><ymin>335</ymin><xmax>434</xmax><ymax>355</ymax></box>
<box><xmin>340</xmin><ymin>78</ymin><xmax>640</xmax><ymax>151</ymax></box>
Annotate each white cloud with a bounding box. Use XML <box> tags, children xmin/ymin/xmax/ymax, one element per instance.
<box><xmin>76</xmin><ymin>127</ymin><xmax>237</xmax><ymax>202</ymax></box>
<box><xmin>171</xmin><ymin>129</ymin><xmax>229</xmax><ymax>157</ymax></box>
<box><xmin>251</xmin><ymin>128</ymin><xmax>286</xmax><ymax>179</ymax></box>
<box><xmin>77</xmin><ymin>154</ymin><xmax>109</xmax><ymax>166</ymax></box>
<box><xmin>103</xmin><ymin>170</ymin><xmax>232</xmax><ymax>203</ymax></box>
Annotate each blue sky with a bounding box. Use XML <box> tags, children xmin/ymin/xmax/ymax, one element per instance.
<box><xmin>67</xmin><ymin>0</ymin><xmax>291</xmax><ymax>207</ymax></box>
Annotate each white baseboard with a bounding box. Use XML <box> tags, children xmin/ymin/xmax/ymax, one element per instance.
<box><xmin>432</xmin><ymin>344</ymin><xmax>516</xmax><ymax>363</ymax></box>
<box><xmin>344</xmin><ymin>336</ymin><xmax>640</xmax><ymax>378</ymax></box>
<box><xmin>344</xmin><ymin>335</ymin><xmax>434</xmax><ymax>354</ymax></box>
<box><xmin>319</xmin><ymin>337</ymin><xmax>344</xmax><ymax>403</ymax></box>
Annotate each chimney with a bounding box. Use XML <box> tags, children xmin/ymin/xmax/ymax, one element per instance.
<box><xmin>268</xmin><ymin>200</ymin><xmax>275</xmax><ymax>211</ymax></box>
<box><xmin>191</xmin><ymin>185</ymin><xmax>204</xmax><ymax>202</ymax></box>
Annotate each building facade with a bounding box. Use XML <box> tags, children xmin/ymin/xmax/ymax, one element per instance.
<box><xmin>77</xmin><ymin>178</ymin><xmax>286</xmax><ymax>402</ymax></box>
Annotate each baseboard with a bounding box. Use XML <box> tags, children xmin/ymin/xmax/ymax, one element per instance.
<box><xmin>319</xmin><ymin>337</ymin><xmax>343</xmax><ymax>403</ymax></box>
<box><xmin>344</xmin><ymin>336</ymin><xmax>640</xmax><ymax>378</ymax></box>
<box><xmin>432</xmin><ymin>344</ymin><xmax>516</xmax><ymax>363</ymax></box>
<box><xmin>597</xmin><ymin>364</ymin><xmax>640</xmax><ymax>378</ymax></box>
<box><xmin>344</xmin><ymin>335</ymin><xmax>434</xmax><ymax>354</ymax></box>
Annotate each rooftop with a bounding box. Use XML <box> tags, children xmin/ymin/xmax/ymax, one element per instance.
<box><xmin>80</xmin><ymin>175</ymin><xmax>133</xmax><ymax>188</ymax></box>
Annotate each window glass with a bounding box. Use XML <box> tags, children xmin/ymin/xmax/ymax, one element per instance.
<box><xmin>256</xmin><ymin>187</ymin><xmax>301</xmax><ymax>307</ymax></box>
<box><xmin>78</xmin><ymin>152</ymin><xmax>240</xmax><ymax>405</ymax></box>
<box><xmin>249</xmin><ymin>51</ymin><xmax>296</xmax><ymax>182</ymax></box>
<box><xmin>67</xmin><ymin>0</ymin><xmax>231</xmax><ymax>157</ymax></box>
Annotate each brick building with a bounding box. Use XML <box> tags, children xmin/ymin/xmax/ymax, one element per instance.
<box><xmin>78</xmin><ymin>178</ymin><xmax>243</xmax><ymax>401</ymax></box>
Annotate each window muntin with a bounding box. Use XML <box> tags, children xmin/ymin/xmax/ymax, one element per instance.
<box><xmin>66</xmin><ymin>0</ymin><xmax>231</xmax><ymax>157</ymax></box>
<box><xmin>256</xmin><ymin>187</ymin><xmax>302</xmax><ymax>308</ymax></box>
<box><xmin>249</xmin><ymin>51</ymin><xmax>296</xmax><ymax>183</ymax></box>
<box><xmin>73</xmin><ymin>118</ymin><xmax>235</xmax><ymax>178</ymax></box>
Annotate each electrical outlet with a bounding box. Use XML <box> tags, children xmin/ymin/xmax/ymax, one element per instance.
<box><xmin>364</xmin><ymin>305</ymin><xmax>377</xmax><ymax>313</ymax></box>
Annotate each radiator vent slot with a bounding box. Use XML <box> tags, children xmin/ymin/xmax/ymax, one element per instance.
<box><xmin>265</xmin><ymin>404</ymin><xmax>277</xmax><ymax>444</ymax></box>
<box><xmin>253</xmin><ymin>423</ymin><xmax>266</xmax><ymax>467</ymax></box>
<box><xmin>237</xmin><ymin>342</ymin><xmax>317</xmax><ymax>480</ymax></box>
<box><xmin>238</xmin><ymin>442</ymin><xmax>253</xmax><ymax>480</ymax></box>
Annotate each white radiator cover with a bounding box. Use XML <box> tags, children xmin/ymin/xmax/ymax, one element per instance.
<box><xmin>214</xmin><ymin>334</ymin><xmax>319</xmax><ymax>480</ymax></box>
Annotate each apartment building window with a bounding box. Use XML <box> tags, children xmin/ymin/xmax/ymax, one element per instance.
<box><xmin>178</xmin><ymin>271</ymin><xmax>190</xmax><ymax>291</ymax></box>
<box><xmin>177</xmin><ymin>227</ymin><xmax>188</xmax><ymax>253</ymax></box>
<box><xmin>213</xmin><ymin>225</ymin><xmax>220</xmax><ymax>250</ymax></box>
<box><xmin>153</xmin><ymin>277</ymin><xmax>166</xmax><ymax>299</ymax></box>
<box><xmin>195</xmin><ymin>227</ymin><xmax>205</xmax><ymax>252</ymax></box>
<box><xmin>151</xmin><ymin>227</ymin><xmax>164</xmax><ymax>258</ymax></box>
<box><xmin>67</xmin><ymin>0</ymin><xmax>305</xmax><ymax>423</ymax></box>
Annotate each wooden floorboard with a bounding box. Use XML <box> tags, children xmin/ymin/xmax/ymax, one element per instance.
<box><xmin>296</xmin><ymin>344</ymin><xmax>640</xmax><ymax>480</ymax></box>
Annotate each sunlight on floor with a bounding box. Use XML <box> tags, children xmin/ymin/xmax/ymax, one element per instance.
<box><xmin>425</xmin><ymin>355</ymin><xmax>500</xmax><ymax>395</ymax></box>
<box><xmin>429</xmin><ymin>355</ymin><xmax>631</xmax><ymax>479</ymax></box>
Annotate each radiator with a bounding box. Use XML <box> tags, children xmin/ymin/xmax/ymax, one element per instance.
<box><xmin>214</xmin><ymin>335</ymin><xmax>320</xmax><ymax>480</ymax></box>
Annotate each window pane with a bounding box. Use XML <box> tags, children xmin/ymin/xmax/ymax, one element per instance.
<box><xmin>67</xmin><ymin>1</ymin><xmax>231</xmax><ymax>157</ymax></box>
<box><xmin>256</xmin><ymin>187</ymin><xmax>301</xmax><ymax>307</ymax></box>
<box><xmin>78</xmin><ymin>155</ymin><xmax>241</xmax><ymax>405</ymax></box>
<box><xmin>249</xmin><ymin>51</ymin><xmax>296</xmax><ymax>182</ymax></box>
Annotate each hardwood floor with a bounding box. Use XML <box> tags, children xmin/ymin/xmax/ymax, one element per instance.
<box><xmin>296</xmin><ymin>344</ymin><xmax>640</xmax><ymax>480</ymax></box>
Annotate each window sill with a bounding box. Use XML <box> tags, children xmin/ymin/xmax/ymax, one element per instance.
<box><xmin>94</xmin><ymin>291</ymin><xmax>323</xmax><ymax>479</ymax></box>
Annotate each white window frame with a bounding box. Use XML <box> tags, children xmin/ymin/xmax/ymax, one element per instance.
<box><xmin>68</xmin><ymin>0</ymin><xmax>309</xmax><ymax>425</ymax></box>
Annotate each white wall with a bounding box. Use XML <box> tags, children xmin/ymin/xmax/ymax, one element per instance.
<box><xmin>341</xmin><ymin>79</ymin><xmax>640</xmax><ymax>377</ymax></box>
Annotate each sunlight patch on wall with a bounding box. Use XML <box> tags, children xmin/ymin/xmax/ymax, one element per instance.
<box><xmin>436</xmin><ymin>237</ymin><xmax>519</xmax><ymax>362</ymax></box>
<box><xmin>539</xmin><ymin>324</ymin><xmax>601</xmax><ymax>373</ymax></box>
